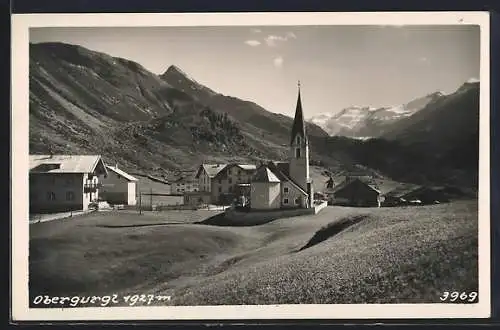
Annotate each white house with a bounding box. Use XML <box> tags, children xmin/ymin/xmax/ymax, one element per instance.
<box><xmin>99</xmin><ymin>165</ymin><xmax>138</xmax><ymax>205</ymax></box>
<box><xmin>250</xmin><ymin>82</ymin><xmax>314</xmax><ymax>210</ymax></box>
<box><xmin>29</xmin><ymin>155</ymin><xmax>108</xmax><ymax>213</ymax></box>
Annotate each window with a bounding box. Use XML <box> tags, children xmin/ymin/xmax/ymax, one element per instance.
<box><xmin>218</xmin><ymin>187</ymin><xmax>222</xmax><ymax>193</ymax></box>
<box><xmin>295</xmin><ymin>197</ymin><xmax>301</xmax><ymax>205</ymax></box>
<box><xmin>296</xmin><ymin>135</ymin><xmax>301</xmax><ymax>145</ymax></box>
<box><xmin>66</xmin><ymin>191</ymin><xmax>75</xmax><ymax>201</ymax></box>
<box><xmin>66</xmin><ymin>176</ymin><xmax>74</xmax><ymax>185</ymax></box>
<box><xmin>228</xmin><ymin>178</ymin><xmax>232</xmax><ymax>184</ymax></box>
<box><xmin>47</xmin><ymin>192</ymin><xmax>56</xmax><ymax>201</ymax></box>
<box><xmin>295</xmin><ymin>148</ymin><xmax>301</xmax><ymax>158</ymax></box>
<box><xmin>218</xmin><ymin>179</ymin><xmax>222</xmax><ymax>184</ymax></box>
<box><xmin>283</xmin><ymin>187</ymin><xmax>289</xmax><ymax>194</ymax></box>
<box><xmin>283</xmin><ymin>198</ymin><xmax>289</xmax><ymax>204</ymax></box>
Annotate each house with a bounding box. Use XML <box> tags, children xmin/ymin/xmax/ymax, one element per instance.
<box><xmin>211</xmin><ymin>163</ymin><xmax>257</xmax><ymax>204</ymax></box>
<box><xmin>249</xmin><ymin>82</ymin><xmax>314</xmax><ymax>210</ymax></box>
<box><xmin>99</xmin><ymin>165</ymin><xmax>138</xmax><ymax>206</ymax></box>
<box><xmin>29</xmin><ymin>155</ymin><xmax>108</xmax><ymax>213</ymax></box>
<box><xmin>171</xmin><ymin>176</ymin><xmax>199</xmax><ymax>194</ymax></box>
<box><xmin>195</xmin><ymin>163</ymin><xmax>227</xmax><ymax>193</ymax></box>
<box><xmin>329</xmin><ymin>177</ymin><xmax>382</xmax><ymax>207</ymax></box>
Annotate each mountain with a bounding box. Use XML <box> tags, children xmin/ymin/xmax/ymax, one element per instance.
<box><xmin>28</xmin><ymin>41</ymin><xmax>479</xmax><ymax>188</ymax></box>
<box><xmin>29</xmin><ymin>42</ymin><xmax>332</xmax><ymax>176</ymax></box>
<box><xmin>321</xmin><ymin>81</ymin><xmax>480</xmax><ymax>187</ymax></box>
<box><xmin>309</xmin><ymin>92</ymin><xmax>445</xmax><ymax>138</ymax></box>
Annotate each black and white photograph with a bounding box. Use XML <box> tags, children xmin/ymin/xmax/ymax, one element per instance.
<box><xmin>11</xmin><ymin>12</ymin><xmax>490</xmax><ymax>320</ymax></box>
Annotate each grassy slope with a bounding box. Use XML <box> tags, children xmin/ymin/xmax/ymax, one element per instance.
<box><xmin>29</xmin><ymin>200</ymin><xmax>478</xmax><ymax>306</ymax></box>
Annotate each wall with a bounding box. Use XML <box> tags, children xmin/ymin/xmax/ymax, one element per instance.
<box><xmin>128</xmin><ymin>182</ymin><xmax>137</xmax><ymax>205</ymax></box>
<box><xmin>198</xmin><ymin>171</ymin><xmax>211</xmax><ymax>192</ymax></box>
<box><xmin>251</xmin><ymin>182</ymin><xmax>280</xmax><ymax>209</ymax></box>
<box><xmin>224</xmin><ymin>206</ymin><xmax>315</xmax><ymax>225</ymax></box>
<box><xmin>289</xmin><ymin>140</ymin><xmax>310</xmax><ymax>192</ymax></box>
<box><xmin>29</xmin><ymin>173</ymin><xmax>85</xmax><ymax>213</ymax></box>
<box><xmin>99</xmin><ymin>171</ymin><xmax>133</xmax><ymax>205</ymax></box>
<box><xmin>280</xmin><ymin>181</ymin><xmax>308</xmax><ymax>209</ymax></box>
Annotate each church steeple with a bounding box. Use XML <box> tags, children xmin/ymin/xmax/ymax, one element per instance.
<box><xmin>290</xmin><ymin>80</ymin><xmax>307</xmax><ymax>145</ymax></box>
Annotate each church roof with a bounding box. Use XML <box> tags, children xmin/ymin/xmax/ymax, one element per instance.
<box><xmin>252</xmin><ymin>165</ymin><xmax>281</xmax><ymax>183</ymax></box>
<box><xmin>290</xmin><ymin>83</ymin><xmax>308</xmax><ymax>145</ymax></box>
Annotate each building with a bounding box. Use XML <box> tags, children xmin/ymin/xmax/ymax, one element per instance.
<box><xmin>211</xmin><ymin>163</ymin><xmax>257</xmax><ymax>204</ymax></box>
<box><xmin>29</xmin><ymin>155</ymin><xmax>108</xmax><ymax>213</ymax></box>
<box><xmin>382</xmin><ymin>185</ymin><xmax>446</xmax><ymax>206</ymax></box>
<box><xmin>195</xmin><ymin>164</ymin><xmax>227</xmax><ymax>193</ymax></box>
<box><xmin>249</xmin><ymin>82</ymin><xmax>314</xmax><ymax>210</ymax></box>
<box><xmin>170</xmin><ymin>176</ymin><xmax>199</xmax><ymax>194</ymax></box>
<box><xmin>99</xmin><ymin>165</ymin><xmax>138</xmax><ymax>205</ymax></box>
<box><xmin>328</xmin><ymin>177</ymin><xmax>382</xmax><ymax>207</ymax></box>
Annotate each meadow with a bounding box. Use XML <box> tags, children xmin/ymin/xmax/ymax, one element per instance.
<box><xmin>29</xmin><ymin>200</ymin><xmax>478</xmax><ymax>306</ymax></box>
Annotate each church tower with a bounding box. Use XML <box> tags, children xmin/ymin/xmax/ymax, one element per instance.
<box><xmin>289</xmin><ymin>81</ymin><xmax>310</xmax><ymax>194</ymax></box>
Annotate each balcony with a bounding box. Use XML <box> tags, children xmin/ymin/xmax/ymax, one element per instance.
<box><xmin>84</xmin><ymin>182</ymin><xmax>101</xmax><ymax>193</ymax></box>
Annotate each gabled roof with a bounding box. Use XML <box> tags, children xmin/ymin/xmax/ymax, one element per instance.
<box><xmin>266</xmin><ymin>161</ymin><xmax>309</xmax><ymax>196</ymax></box>
<box><xmin>29</xmin><ymin>155</ymin><xmax>108</xmax><ymax>175</ymax></box>
<box><xmin>252</xmin><ymin>165</ymin><xmax>281</xmax><ymax>183</ymax></box>
<box><xmin>331</xmin><ymin>177</ymin><xmax>381</xmax><ymax>194</ymax></box>
<box><xmin>213</xmin><ymin>163</ymin><xmax>258</xmax><ymax>179</ymax></box>
<box><xmin>290</xmin><ymin>83</ymin><xmax>308</xmax><ymax>145</ymax></box>
<box><xmin>106</xmin><ymin>165</ymin><xmax>138</xmax><ymax>182</ymax></box>
<box><xmin>196</xmin><ymin>163</ymin><xmax>227</xmax><ymax>178</ymax></box>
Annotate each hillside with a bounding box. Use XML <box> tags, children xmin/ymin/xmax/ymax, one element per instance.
<box><xmin>29</xmin><ymin>200</ymin><xmax>478</xmax><ymax>306</ymax></box>
<box><xmin>29</xmin><ymin>42</ymin><xmax>479</xmax><ymax>188</ymax></box>
<box><xmin>29</xmin><ymin>42</ymin><xmax>332</xmax><ymax>175</ymax></box>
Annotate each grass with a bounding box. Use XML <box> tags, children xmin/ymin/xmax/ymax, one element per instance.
<box><xmin>29</xmin><ymin>200</ymin><xmax>478</xmax><ymax>306</ymax></box>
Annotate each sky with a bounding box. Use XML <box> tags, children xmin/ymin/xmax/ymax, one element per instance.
<box><xmin>30</xmin><ymin>25</ymin><xmax>480</xmax><ymax>118</ymax></box>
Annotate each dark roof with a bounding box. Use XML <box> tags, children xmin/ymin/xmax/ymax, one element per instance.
<box><xmin>332</xmin><ymin>177</ymin><xmax>381</xmax><ymax>194</ymax></box>
<box><xmin>290</xmin><ymin>85</ymin><xmax>307</xmax><ymax>145</ymax></box>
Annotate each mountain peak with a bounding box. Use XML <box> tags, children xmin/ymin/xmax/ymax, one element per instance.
<box><xmin>162</xmin><ymin>65</ymin><xmax>194</xmax><ymax>80</ymax></box>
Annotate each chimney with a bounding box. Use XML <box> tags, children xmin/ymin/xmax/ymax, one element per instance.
<box><xmin>115</xmin><ymin>163</ymin><xmax>118</xmax><ymax>169</ymax></box>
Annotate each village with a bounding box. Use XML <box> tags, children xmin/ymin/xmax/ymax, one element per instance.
<box><xmin>28</xmin><ymin>84</ymin><xmax>450</xmax><ymax>224</ymax></box>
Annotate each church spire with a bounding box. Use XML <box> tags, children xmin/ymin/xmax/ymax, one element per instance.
<box><xmin>290</xmin><ymin>80</ymin><xmax>307</xmax><ymax>145</ymax></box>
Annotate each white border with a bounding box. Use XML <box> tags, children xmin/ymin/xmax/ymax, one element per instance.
<box><xmin>11</xmin><ymin>11</ymin><xmax>491</xmax><ymax>321</ymax></box>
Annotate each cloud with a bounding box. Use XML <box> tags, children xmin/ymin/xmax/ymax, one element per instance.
<box><xmin>245</xmin><ymin>40</ymin><xmax>261</xmax><ymax>47</ymax></box>
<box><xmin>273</xmin><ymin>56</ymin><xmax>284</xmax><ymax>68</ymax></box>
<box><xmin>265</xmin><ymin>32</ymin><xmax>296</xmax><ymax>47</ymax></box>
<box><xmin>250</xmin><ymin>28</ymin><xmax>262</xmax><ymax>33</ymax></box>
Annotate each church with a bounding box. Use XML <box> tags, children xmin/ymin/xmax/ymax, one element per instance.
<box><xmin>250</xmin><ymin>82</ymin><xmax>314</xmax><ymax>210</ymax></box>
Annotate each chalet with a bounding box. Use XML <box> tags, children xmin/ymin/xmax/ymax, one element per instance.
<box><xmin>195</xmin><ymin>164</ymin><xmax>227</xmax><ymax>194</ymax></box>
<box><xmin>249</xmin><ymin>82</ymin><xmax>314</xmax><ymax>211</ymax></box>
<box><xmin>29</xmin><ymin>155</ymin><xmax>108</xmax><ymax>213</ymax></box>
<box><xmin>99</xmin><ymin>165</ymin><xmax>138</xmax><ymax>206</ymax></box>
<box><xmin>329</xmin><ymin>177</ymin><xmax>382</xmax><ymax>207</ymax></box>
<box><xmin>211</xmin><ymin>163</ymin><xmax>257</xmax><ymax>204</ymax></box>
<box><xmin>171</xmin><ymin>176</ymin><xmax>199</xmax><ymax>194</ymax></box>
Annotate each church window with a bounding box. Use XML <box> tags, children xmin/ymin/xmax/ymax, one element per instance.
<box><xmin>295</xmin><ymin>148</ymin><xmax>301</xmax><ymax>158</ymax></box>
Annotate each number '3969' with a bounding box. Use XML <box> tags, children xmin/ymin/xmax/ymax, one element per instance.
<box><xmin>439</xmin><ymin>291</ymin><xmax>478</xmax><ymax>302</ymax></box>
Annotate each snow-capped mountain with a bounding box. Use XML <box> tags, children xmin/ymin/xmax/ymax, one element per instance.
<box><xmin>308</xmin><ymin>91</ymin><xmax>446</xmax><ymax>138</ymax></box>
